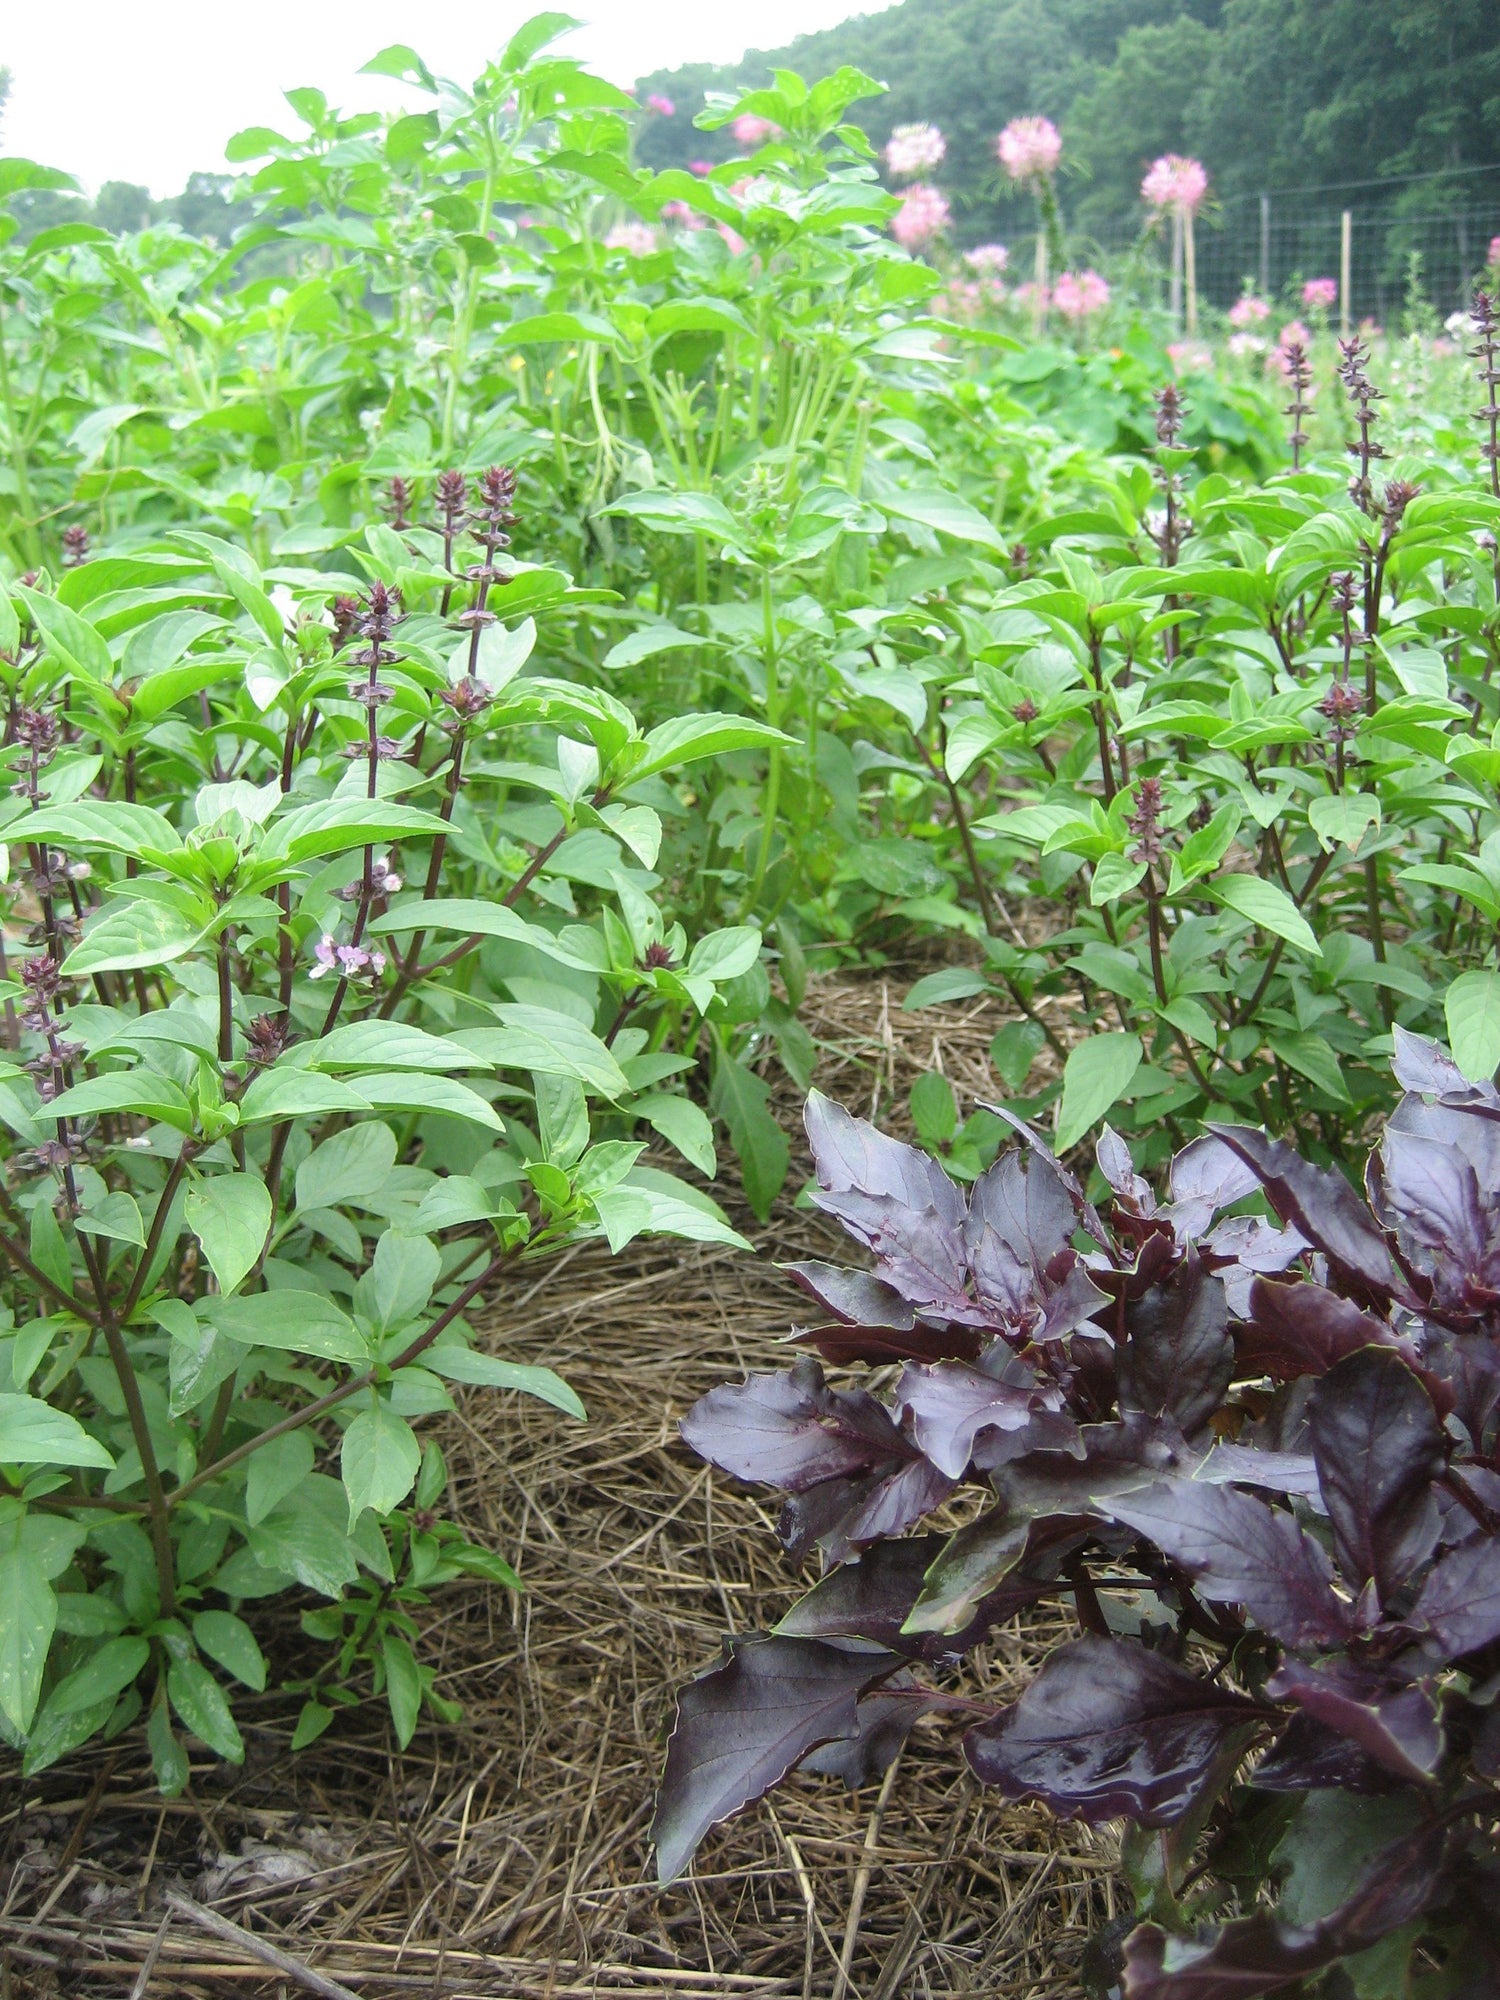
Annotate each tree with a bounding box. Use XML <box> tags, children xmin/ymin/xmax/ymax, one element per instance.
<box><xmin>1186</xmin><ymin>0</ymin><xmax>1500</xmax><ymax>197</ymax></box>
<box><xmin>164</xmin><ymin>174</ymin><xmax>240</xmax><ymax>245</ymax></box>
<box><xmin>94</xmin><ymin>182</ymin><xmax>156</xmax><ymax>236</ymax></box>
<box><xmin>1067</xmin><ymin>19</ymin><xmax>1219</xmax><ymax>233</ymax></box>
<box><xmin>634</xmin><ymin>0</ymin><xmax>1500</xmax><ymax>261</ymax></box>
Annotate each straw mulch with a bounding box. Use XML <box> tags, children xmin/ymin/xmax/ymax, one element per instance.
<box><xmin>0</xmin><ymin>969</ymin><xmax>1117</xmax><ymax>2000</ymax></box>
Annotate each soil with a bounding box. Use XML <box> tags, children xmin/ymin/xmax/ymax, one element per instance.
<box><xmin>0</xmin><ymin>970</ymin><xmax>1114</xmax><ymax>2000</ymax></box>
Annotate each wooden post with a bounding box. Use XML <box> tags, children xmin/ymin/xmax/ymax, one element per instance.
<box><xmin>1170</xmin><ymin>210</ymin><xmax>1183</xmax><ymax>329</ymax></box>
<box><xmin>1185</xmin><ymin>211</ymin><xmax>1198</xmax><ymax>333</ymax></box>
<box><xmin>1340</xmin><ymin>209</ymin><xmax>1352</xmax><ymax>335</ymax></box>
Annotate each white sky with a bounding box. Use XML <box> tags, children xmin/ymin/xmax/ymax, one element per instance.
<box><xmin>1</xmin><ymin>1</ymin><xmax>884</xmax><ymax>197</ymax></box>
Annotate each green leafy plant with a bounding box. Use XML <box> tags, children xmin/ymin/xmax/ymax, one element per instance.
<box><xmin>0</xmin><ymin>464</ymin><xmax>777</xmax><ymax>1783</ymax></box>
<box><xmin>896</xmin><ymin>333</ymin><xmax>1500</xmax><ymax>1168</ymax></box>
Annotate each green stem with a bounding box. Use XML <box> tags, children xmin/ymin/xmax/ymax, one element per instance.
<box><xmin>101</xmin><ymin>1319</ymin><xmax>176</xmax><ymax>1614</ymax></box>
<box><xmin>169</xmin><ymin>1244</ymin><xmax>515</xmax><ymax>1509</ymax></box>
<box><xmin>0</xmin><ymin>293</ymin><xmax>43</xmax><ymax>567</ymax></box>
<box><xmin>739</xmin><ymin>569</ymin><xmax>782</xmax><ymax>919</ymax></box>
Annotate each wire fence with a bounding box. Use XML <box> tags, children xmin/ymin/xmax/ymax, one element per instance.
<box><xmin>1098</xmin><ymin>167</ymin><xmax>1500</xmax><ymax>327</ymax></box>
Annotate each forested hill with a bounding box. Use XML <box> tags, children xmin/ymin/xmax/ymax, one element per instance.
<box><xmin>635</xmin><ymin>0</ymin><xmax>1500</xmax><ymax>245</ymax></box>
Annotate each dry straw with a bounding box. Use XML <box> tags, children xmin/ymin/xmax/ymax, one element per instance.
<box><xmin>1</xmin><ymin>973</ymin><xmax>1107</xmax><ymax>2000</ymax></box>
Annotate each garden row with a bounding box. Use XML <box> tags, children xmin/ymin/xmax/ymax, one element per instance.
<box><xmin>2</xmin><ymin>19</ymin><xmax>1499</xmax><ymax>1996</ymax></box>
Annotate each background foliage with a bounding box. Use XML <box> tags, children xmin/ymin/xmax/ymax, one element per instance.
<box><xmin>636</xmin><ymin>0</ymin><xmax>1500</xmax><ymax>250</ymax></box>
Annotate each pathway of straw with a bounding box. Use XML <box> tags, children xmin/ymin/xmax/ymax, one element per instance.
<box><xmin>1</xmin><ymin>970</ymin><xmax>1113</xmax><ymax>1999</ymax></box>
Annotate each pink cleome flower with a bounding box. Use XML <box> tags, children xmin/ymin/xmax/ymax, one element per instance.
<box><xmin>1228</xmin><ymin>294</ymin><xmax>1270</xmax><ymax>327</ymax></box>
<box><xmin>997</xmin><ymin>116</ymin><xmax>1062</xmax><ymax>185</ymax></box>
<box><xmin>1271</xmin><ymin>321</ymin><xmax>1314</xmax><ymax>378</ymax></box>
<box><xmin>885</xmin><ymin>122</ymin><xmax>946</xmax><ymax>179</ymax></box>
<box><xmin>689</xmin><ymin>159</ymin><xmax>714</xmax><ymax>177</ymax></box>
<box><xmin>1228</xmin><ymin>332</ymin><xmax>1267</xmax><ymax>359</ymax></box>
<box><xmin>891</xmin><ymin>183</ymin><xmax>951</xmax><ymax>250</ymax></box>
<box><xmin>939</xmin><ymin>277</ymin><xmax>1005</xmax><ymax>319</ymax></box>
<box><xmin>1052</xmin><ymin>268</ymin><xmax>1111</xmax><ymax>320</ymax></box>
<box><xmin>1013</xmin><ymin>279</ymin><xmax>1049</xmax><ymax>314</ymax></box>
<box><xmin>1302</xmin><ymin>276</ymin><xmax>1338</xmax><ymax>310</ymax></box>
<box><xmin>1488</xmin><ymin>236</ymin><xmax>1500</xmax><ymax>267</ymax></box>
<box><xmin>661</xmin><ymin>200</ymin><xmax>704</xmax><ymax>229</ymax></box>
<box><xmin>732</xmin><ymin>113</ymin><xmax>777</xmax><ymax>149</ymax></box>
<box><xmin>604</xmin><ymin>222</ymin><xmax>658</xmax><ymax>256</ymax></box>
<box><xmin>716</xmin><ymin>222</ymin><xmax>749</xmax><ymax>256</ymax></box>
<box><xmin>1141</xmin><ymin>154</ymin><xmax>1208</xmax><ymax>215</ymax></box>
<box><xmin>647</xmin><ymin>94</ymin><xmax>676</xmax><ymax>117</ymax></box>
<box><xmin>1167</xmin><ymin>339</ymin><xmax>1212</xmax><ymax>372</ymax></box>
<box><xmin>963</xmin><ymin>243</ymin><xmax>1009</xmax><ymax>274</ymax></box>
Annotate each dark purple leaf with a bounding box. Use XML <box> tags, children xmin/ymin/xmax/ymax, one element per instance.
<box><xmin>894</xmin><ymin>1359</ymin><xmax>1052</xmax><ymax>1479</ymax></box>
<box><xmin>1391</xmin><ymin>1025</ymin><xmax>1473</xmax><ymax>1099</ymax></box>
<box><xmin>1445</xmin><ymin>1343</ymin><xmax>1500</xmax><ymax>1456</ymax></box>
<box><xmin>1476</xmin><ymin>1705</ymin><xmax>1500</xmax><ymax>1780</ymax></box>
<box><xmin>1089</xmin><ymin>1226</ymin><xmax>1178</xmax><ymax>1306</ymax></box>
<box><xmin>805</xmin><ymin>1089</ymin><xmax>966</xmax><ymax>1218</ymax></box>
<box><xmin>1267</xmin><ymin>1658</ymin><xmax>1442</xmax><ymax>1785</ymax></box>
<box><xmin>1036</xmin><ymin>1256</ymin><xmax>1113</xmax><ymax>1342</ymax></box>
<box><xmin>950</xmin><ymin>1147</ymin><xmax>1110</xmax><ymax>1340</ymax></box>
<box><xmin>1209</xmin><ymin>1126</ymin><xmax>1403</xmax><ymax>1307</ymax></box>
<box><xmin>902</xmin><ymin>1508</ymin><xmax>1082</xmax><ymax>1639</ymax></box>
<box><xmin>1098</xmin><ymin>1124</ymin><xmax>1155</xmax><ymax>1208</ymax></box>
<box><xmin>1412</xmin><ymin>1536</ymin><xmax>1500</xmax><ymax>1660</ymax></box>
<box><xmin>778</xmin><ymin>1456</ymin><xmax>955</xmax><ymax>1565</ymax></box>
<box><xmin>800</xmin><ymin>1679</ymin><xmax>939</xmax><ymax>1785</ymax></box>
<box><xmin>1238</xmin><ymin>1277</ymin><xmax>1401</xmax><ymax>1383</ymax></box>
<box><xmin>787</xmin><ymin>1260</ymin><xmax>982</xmax><ymax>1365</ymax></box>
<box><xmin>776</xmin><ymin>1539</ymin><xmax>938</xmax><ymax>1652</ymax></box>
<box><xmin>1368</xmin><ymin>1126</ymin><xmax>1487</xmax><ymax>1299</ymax></box>
<box><xmin>1252</xmin><ymin>1712</ymin><xmax>1403</xmax><ymax>1794</ymax></box>
<box><xmin>1387</xmin><ymin>1091</ymin><xmax>1500</xmax><ymax>1216</ymax></box>
<box><xmin>774</xmin><ymin>1534</ymin><xmax>1047</xmax><ymax>1659</ymax></box>
<box><xmin>836</xmin><ymin>1455</ymin><xmax>955</xmax><ymax>1551</ymax></box>
<box><xmin>1066</xmin><ymin>1327</ymin><xmax>1121</xmax><ymax>1421</ymax></box>
<box><xmin>680</xmin><ymin>1360</ymin><xmax>910</xmax><ymax>1494</ymax></box>
<box><xmin>814</xmin><ymin>1193</ymin><xmax>976</xmax><ymax>1319</ymax></box>
<box><xmin>1167</xmin><ymin>1135</ymin><xmax>1262</xmax><ymax>1240</ymax></box>
<box><xmin>995</xmin><ymin>1414</ymin><xmax>1195</xmax><ymax>1520</ymax></box>
<box><xmin>1118</xmin><ymin>1253</ymin><xmax>1233</xmax><ymax>1435</ymax></box>
<box><xmin>1103</xmin><ymin>1480</ymin><xmax>1351</xmax><ymax>1649</ymax></box>
<box><xmin>1122</xmin><ymin>1818</ymin><xmax>1450</xmax><ymax>1999</ymax></box>
<box><xmin>967</xmin><ymin>1145</ymin><xmax>1078</xmax><ymax>1284</ymax></box>
<box><xmin>777</xmin><ymin>1476</ymin><xmax>869</xmax><ymax>1562</ymax></box>
<box><xmin>971</xmin><ymin>1406</ymin><xmax>1082</xmax><ymax>1471</ymax></box>
<box><xmin>979</xmin><ymin>1098</ymin><xmax>1112</xmax><ymax>1247</ymax></box>
<box><xmin>964</xmin><ymin>1635</ymin><xmax>1268</xmax><ymax>1825</ymax></box>
<box><xmin>790</xmin><ymin>1318</ymin><xmax>983</xmax><ymax>1367</ymax></box>
<box><xmin>1450</xmin><ymin>1463</ymin><xmax>1500</xmax><ymax>1525</ymax></box>
<box><xmin>1308</xmin><ymin>1348</ymin><xmax>1444</xmax><ymax>1604</ymax></box>
<box><xmin>804</xmin><ymin>1093</ymin><xmax>972</xmax><ymax>1314</ymax></box>
<box><xmin>786</xmin><ymin>1261</ymin><xmax>916</xmax><ymax>1333</ymax></box>
<box><xmin>653</xmin><ymin>1634</ymin><xmax>900</xmax><ymax>1881</ymax></box>
<box><xmin>1192</xmin><ymin>1444</ymin><xmax>1323</xmax><ymax>1506</ymax></box>
<box><xmin>1201</xmin><ymin>1214</ymin><xmax>1307</xmax><ymax>1315</ymax></box>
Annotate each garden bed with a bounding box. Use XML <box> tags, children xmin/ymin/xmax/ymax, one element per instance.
<box><xmin>0</xmin><ymin>973</ymin><xmax>1112</xmax><ymax>2000</ymax></box>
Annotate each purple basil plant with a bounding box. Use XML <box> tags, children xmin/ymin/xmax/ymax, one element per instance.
<box><xmin>653</xmin><ymin>1028</ymin><xmax>1500</xmax><ymax>1997</ymax></box>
